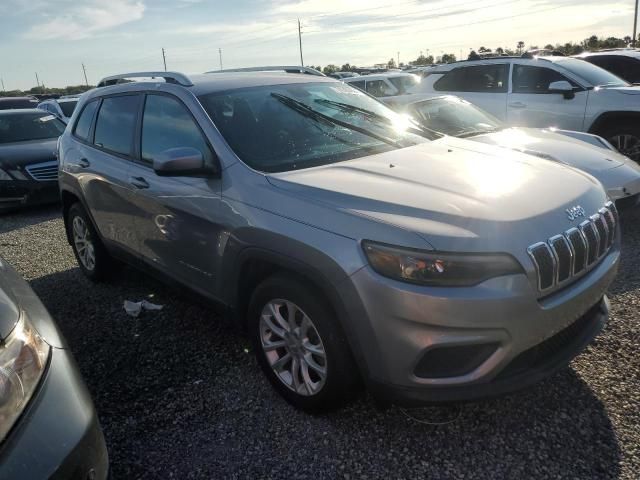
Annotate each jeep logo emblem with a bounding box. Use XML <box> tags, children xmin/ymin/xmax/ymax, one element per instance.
<box><xmin>566</xmin><ymin>205</ymin><xmax>586</xmax><ymax>221</ymax></box>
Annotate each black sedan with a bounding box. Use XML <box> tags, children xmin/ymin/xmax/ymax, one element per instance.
<box><xmin>0</xmin><ymin>255</ymin><xmax>108</xmax><ymax>478</ymax></box>
<box><xmin>0</xmin><ymin>109</ymin><xmax>65</xmax><ymax>212</ymax></box>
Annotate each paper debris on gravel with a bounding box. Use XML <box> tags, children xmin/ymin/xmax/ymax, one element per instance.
<box><xmin>123</xmin><ymin>299</ymin><xmax>164</xmax><ymax>318</ymax></box>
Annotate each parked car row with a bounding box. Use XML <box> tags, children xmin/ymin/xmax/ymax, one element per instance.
<box><xmin>344</xmin><ymin>54</ymin><xmax>640</xmax><ymax>164</ymax></box>
<box><xmin>0</xmin><ymin>63</ymin><xmax>636</xmax><ymax>478</ymax></box>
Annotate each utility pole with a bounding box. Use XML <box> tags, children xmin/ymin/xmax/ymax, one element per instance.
<box><xmin>298</xmin><ymin>18</ymin><xmax>304</xmax><ymax>66</ymax></box>
<box><xmin>397</xmin><ymin>51</ymin><xmax>400</xmax><ymax>67</ymax></box>
<box><xmin>634</xmin><ymin>0</ymin><xmax>639</xmax><ymax>46</ymax></box>
<box><xmin>162</xmin><ymin>48</ymin><xmax>167</xmax><ymax>71</ymax></box>
<box><xmin>82</xmin><ymin>62</ymin><xmax>88</xmax><ymax>86</ymax></box>
<box><xmin>219</xmin><ymin>48</ymin><xmax>223</xmax><ymax>70</ymax></box>
<box><xmin>0</xmin><ymin>78</ymin><xmax>5</xmax><ymax>92</ymax></box>
<box><xmin>35</xmin><ymin>72</ymin><xmax>40</xmax><ymax>89</ymax></box>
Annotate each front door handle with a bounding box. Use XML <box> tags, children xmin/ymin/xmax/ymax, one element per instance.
<box><xmin>509</xmin><ymin>102</ymin><xmax>527</xmax><ymax>109</ymax></box>
<box><xmin>78</xmin><ymin>158</ymin><xmax>90</xmax><ymax>168</ymax></box>
<box><xmin>129</xmin><ymin>176</ymin><xmax>149</xmax><ymax>189</ymax></box>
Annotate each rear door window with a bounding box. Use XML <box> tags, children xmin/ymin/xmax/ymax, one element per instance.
<box><xmin>141</xmin><ymin>94</ymin><xmax>214</xmax><ymax>165</ymax></box>
<box><xmin>435</xmin><ymin>64</ymin><xmax>508</xmax><ymax>92</ymax></box>
<box><xmin>73</xmin><ymin>100</ymin><xmax>99</xmax><ymax>142</ymax></box>
<box><xmin>93</xmin><ymin>95</ymin><xmax>141</xmax><ymax>156</ymax></box>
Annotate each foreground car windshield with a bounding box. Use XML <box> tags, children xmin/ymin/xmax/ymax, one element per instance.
<box><xmin>554</xmin><ymin>58</ymin><xmax>629</xmax><ymax>88</ymax></box>
<box><xmin>0</xmin><ymin>112</ymin><xmax>66</xmax><ymax>144</ymax></box>
<box><xmin>410</xmin><ymin>97</ymin><xmax>503</xmax><ymax>137</ymax></box>
<box><xmin>198</xmin><ymin>82</ymin><xmax>429</xmax><ymax>172</ymax></box>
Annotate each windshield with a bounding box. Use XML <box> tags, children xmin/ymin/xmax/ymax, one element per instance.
<box><xmin>388</xmin><ymin>75</ymin><xmax>420</xmax><ymax>94</ymax></box>
<box><xmin>0</xmin><ymin>112</ymin><xmax>66</xmax><ymax>144</ymax></box>
<box><xmin>553</xmin><ymin>58</ymin><xmax>629</xmax><ymax>87</ymax></box>
<box><xmin>59</xmin><ymin>100</ymin><xmax>78</xmax><ymax>117</ymax></box>
<box><xmin>198</xmin><ymin>82</ymin><xmax>430</xmax><ymax>172</ymax></box>
<box><xmin>409</xmin><ymin>96</ymin><xmax>503</xmax><ymax>137</ymax></box>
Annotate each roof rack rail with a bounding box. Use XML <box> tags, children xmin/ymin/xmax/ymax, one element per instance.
<box><xmin>206</xmin><ymin>66</ymin><xmax>325</xmax><ymax>77</ymax></box>
<box><xmin>96</xmin><ymin>71</ymin><xmax>193</xmax><ymax>88</ymax></box>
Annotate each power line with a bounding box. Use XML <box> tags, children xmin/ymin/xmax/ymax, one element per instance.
<box><xmin>161</xmin><ymin>0</ymin><xmax>506</xmax><ymax>62</ymax></box>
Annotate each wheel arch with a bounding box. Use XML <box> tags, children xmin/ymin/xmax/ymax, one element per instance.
<box><xmin>221</xmin><ymin>235</ymin><xmax>371</xmax><ymax>380</ymax></box>
<box><xmin>60</xmin><ymin>187</ymin><xmax>102</xmax><ymax>247</ymax></box>
<box><xmin>588</xmin><ymin>111</ymin><xmax>640</xmax><ymax>134</ymax></box>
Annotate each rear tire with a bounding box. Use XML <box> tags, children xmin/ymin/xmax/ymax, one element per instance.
<box><xmin>66</xmin><ymin>203</ymin><xmax>114</xmax><ymax>281</ymax></box>
<box><xmin>599</xmin><ymin>123</ymin><xmax>640</xmax><ymax>164</ymax></box>
<box><xmin>248</xmin><ymin>273</ymin><xmax>360</xmax><ymax>412</ymax></box>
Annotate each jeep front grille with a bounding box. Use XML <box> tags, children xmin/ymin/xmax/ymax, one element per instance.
<box><xmin>528</xmin><ymin>201</ymin><xmax>617</xmax><ymax>293</ymax></box>
<box><xmin>25</xmin><ymin>160</ymin><xmax>58</xmax><ymax>182</ymax></box>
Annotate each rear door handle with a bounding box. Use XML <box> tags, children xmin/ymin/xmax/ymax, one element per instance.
<box><xmin>78</xmin><ymin>158</ymin><xmax>90</xmax><ymax>168</ymax></box>
<box><xmin>509</xmin><ymin>102</ymin><xmax>527</xmax><ymax>109</ymax></box>
<box><xmin>129</xmin><ymin>176</ymin><xmax>149</xmax><ymax>189</ymax></box>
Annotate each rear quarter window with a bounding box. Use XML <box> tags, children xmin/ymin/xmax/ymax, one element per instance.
<box><xmin>73</xmin><ymin>100</ymin><xmax>99</xmax><ymax>142</ymax></box>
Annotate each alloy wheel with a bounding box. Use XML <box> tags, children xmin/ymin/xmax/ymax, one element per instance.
<box><xmin>609</xmin><ymin>134</ymin><xmax>640</xmax><ymax>162</ymax></box>
<box><xmin>72</xmin><ymin>216</ymin><xmax>96</xmax><ymax>271</ymax></box>
<box><xmin>259</xmin><ymin>299</ymin><xmax>327</xmax><ymax>396</ymax></box>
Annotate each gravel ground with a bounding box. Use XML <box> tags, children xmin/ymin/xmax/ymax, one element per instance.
<box><xmin>1</xmin><ymin>205</ymin><xmax>639</xmax><ymax>479</ymax></box>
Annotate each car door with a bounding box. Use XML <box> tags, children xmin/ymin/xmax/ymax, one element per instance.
<box><xmin>67</xmin><ymin>95</ymin><xmax>141</xmax><ymax>252</ymax></box>
<box><xmin>507</xmin><ymin>63</ymin><xmax>588</xmax><ymax>130</ymax></box>
<box><xmin>432</xmin><ymin>63</ymin><xmax>509</xmax><ymax>120</ymax></box>
<box><xmin>126</xmin><ymin>92</ymin><xmax>224</xmax><ymax>292</ymax></box>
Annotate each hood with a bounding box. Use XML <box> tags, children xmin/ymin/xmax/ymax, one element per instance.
<box><xmin>0</xmin><ymin>256</ymin><xmax>65</xmax><ymax>347</ymax></box>
<box><xmin>0</xmin><ymin>138</ymin><xmax>58</xmax><ymax>170</ymax></box>
<box><xmin>608</xmin><ymin>85</ymin><xmax>640</xmax><ymax>95</ymax></box>
<box><xmin>267</xmin><ymin>140</ymin><xmax>607</xmax><ymax>252</ymax></box>
<box><xmin>0</xmin><ymin>258</ymin><xmax>21</xmax><ymax>340</ymax></box>
<box><xmin>464</xmin><ymin>127</ymin><xmax>627</xmax><ymax>172</ymax></box>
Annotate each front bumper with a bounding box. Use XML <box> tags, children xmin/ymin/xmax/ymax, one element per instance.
<box><xmin>0</xmin><ymin>347</ymin><xmax>109</xmax><ymax>479</ymax></box>
<box><xmin>345</xmin><ymin>245</ymin><xmax>619</xmax><ymax>405</ymax></box>
<box><xmin>0</xmin><ymin>180</ymin><xmax>59</xmax><ymax>213</ymax></box>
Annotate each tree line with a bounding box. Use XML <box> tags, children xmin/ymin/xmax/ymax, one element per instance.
<box><xmin>312</xmin><ymin>34</ymin><xmax>638</xmax><ymax>74</ymax></box>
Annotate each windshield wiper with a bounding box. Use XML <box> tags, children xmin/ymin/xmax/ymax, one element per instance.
<box><xmin>270</xmin><ymin>93</ymin><xmax>403</xmax><ymax>148</ymax></box>
<box><xmin>456</xmin><ymin>128</ymin><xmax>501</xmax><ymax>138</ymax></box>
<box><xmin>314</xmin><ymin>99</ymin><xmax>391</xmax><ymax>123</ymax></box>
<box><xmin>316</xmin><ymin>99</ymin><xmax>441</xmax><ymax>139</ymax></box>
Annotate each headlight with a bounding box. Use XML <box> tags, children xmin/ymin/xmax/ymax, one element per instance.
<box><xmin>0</xmin><ymin>315</ymin><xmax>50</xmax><ymax>441</ymax></box>
<box><xmin>0</xmin><ymin>168</ymin><xmax>12</xmax><ymax>181</ymax></box>
<box><xmin>362</xmin><ymin>241</ymin><xmax>523</xmax><ymax>286</ymax></box>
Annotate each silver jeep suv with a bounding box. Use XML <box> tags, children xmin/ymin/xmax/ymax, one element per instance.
<box><xmin>58</xmin><ymin>70</ymin><xmax>619</xmax><ymax>411</ymax></box>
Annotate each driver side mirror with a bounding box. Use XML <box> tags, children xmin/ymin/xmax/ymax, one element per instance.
<box><xmin>548</xmin><ymin>80</ymin><xmax>575</xmax><ymax>100</ymax></box>
<box><xmin>152</xmin><ymin>147</ymin><xmax>218</xmax><ymax>177</ymax></box>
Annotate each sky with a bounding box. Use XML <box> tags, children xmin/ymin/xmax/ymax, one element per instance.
<box><xmin>0</xmin><ymin>0</ymin><xmax>636</xmax><ymax>90</ymax></box>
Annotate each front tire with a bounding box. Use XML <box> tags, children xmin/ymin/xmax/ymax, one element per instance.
<box><xmin>248</xmin><ymin>274</ymin><xmax>360</xmax><ymax>412</ymax></box>
<box><xmin>66</xmin><ymin>202</ymin><xmax>114</xmax><ymax>281</ymax></box>
<box><xmin>600</xmin><ymin>123</ymin><xmax>640</xmax><ymax>164</ymax></box>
